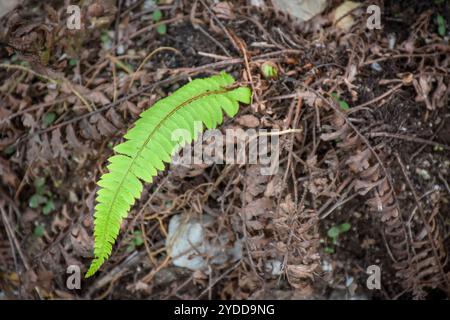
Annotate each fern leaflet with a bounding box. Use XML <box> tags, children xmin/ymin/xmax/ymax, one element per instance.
<box><xmin>86</xmin><ymin>72</ymin><xmax>251</xmax><ymax>277</ymax></box>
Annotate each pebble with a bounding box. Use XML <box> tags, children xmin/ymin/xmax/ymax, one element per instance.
<box><xmin>166</xmin><ymin>214</ymin><xmax>242</xmax><ymax>271</ymax></box>
<box><xmin>370</xmin><ymin>62</ymin><xmax>383</xmax><ymax>72</ymax></box>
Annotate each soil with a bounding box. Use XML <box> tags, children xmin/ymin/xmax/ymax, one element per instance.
<box><xmin>0</xmin><ymin>0</ymin><xmax>449</xmax><ymax>300</ymax></box>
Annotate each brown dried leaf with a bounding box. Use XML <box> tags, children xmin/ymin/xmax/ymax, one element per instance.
<box><xmin>70</xmin><ymin>226</ymin><xmax>93</xmax><ymax>258</ymax></box>
<box><xmin>237</xmin><ymin>115</ymin><xmax>260</xmax><ymax>128</ymax></box>
<box><xmin>66</xmin><ymin>124</ymin><xmax>88</xmax><ymax>153</ymax></box>
<box><xmin>246</xmin><ymin>220</ymin><xmax>264</xmax><ymax>231</ymax></box>
<box><xmin>413</xmin><ymin>75</ymin><xmax>433</xmax><ymax>110</ymax></box>
<box><xmin>106</xmin><ymin>109</ymin><xmax>124</xmax><ymax>128</ymax></box>
<box><xmin>286</xmin><ymin>263</ymin><xmax>317</xmax><ymax>281</ymax></box>
<box><xmin>88</xmin><ymin>91</ymin><xmax>111</xmax><ymax>105</ymax></box>
<box><xmin>432</xmin><ymin>76</ymin><xmax>448</xmax><ymax>109</ymax></box>
<box><xmin>264</xmin><ymin>174</ymin><xmax>283</xmax><ymax>198</ymax></box>
<box><xmin>80</xmin><ymin>118</ymin><xmax>101</xmax><ymax>140</ymax></box>
<box><xmin>354</xmin><ymin>178</ymin><xmax>382</xmax><ymax>195</ymax></box>
<box><xmin>0</xmin><ymin>157</ymin><xmax>18</xmax><ymax>188</ymax></box>
<box><xmin>279</xmin><ymin>194</ymin><xmax>295</xmax><ymax>214</ymax></box>
<box><xmin>91</xmin><ymin>114</ymin><xmax>116</xmax><ymax>137</ymax></box>
<box><xmin>345</xmin><ymin>148</ymin><xmax>371</xmax><ymax>173</ymax></box>
<box><xmin>51</xmin><ymin>128</ymin><xmax>67</xmax><ymax>159</ymax></box>
<box><xmin>22</xmin><ymin>113</ymin><xmax>36</xmax><ymax>129</ymax></box>
<box><xmin>245</xmin><ymin>165</ymin><xmax>270</xmax><ymax>199</ymax></box>
<box><xmin>320</xmin><ymin>125</ymin><xmax>350</xmax><ymax>141</ymax></box>
<box><xmin>243</xmin><ymin>198</ymin><xmax>273</xmax><ymax>219</ymax></box>
<box><xmin>212</xmin><ymin>2</ymin><xmax>235</xmax><ymax>20</ymax></box>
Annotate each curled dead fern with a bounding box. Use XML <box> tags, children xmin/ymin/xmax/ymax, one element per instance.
<box><xmin>86</xmin><ymin>72</ymin><xmax>252</xmax><ymax>277</ymax></box>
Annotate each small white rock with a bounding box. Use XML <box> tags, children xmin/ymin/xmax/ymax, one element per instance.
<box><xmin>370</xmin><ymin>62</ymin><xmax>383</xmax><ymax>72</ymax></box>
<box><xmin>322</xmin><ymin>260</ymin><xmax>333</xmax><ymax>272</ymax></box>
<box><xmin>345</xmin><ymin>275</ymin><xmax>354</xmax><ymax>287</ymax></box>
<box><xmin>116</xmin><ymin>44</ymin><xmax>126</xmax><ymax>56</ymax></box>
<box><xmin>166</xmin><ymin>214</ymin><xmax>242</xmax><ymax>271</ymax></box>
<box><xmin>265</xmin><ymin>259</ymin><xmax>284</xmax><ymax>276</ymax></box>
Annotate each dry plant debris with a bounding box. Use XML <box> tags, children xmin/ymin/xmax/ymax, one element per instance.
<box><xmin>0</xmin><ymin>0</ymin><xmax>449</xmax><ymax>300</ymax></box>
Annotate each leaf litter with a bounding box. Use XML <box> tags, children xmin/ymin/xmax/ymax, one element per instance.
<box><xmin>0</xmin><ymin>0</ymin><xmax>449</xmax><ymax>300</ymax></box>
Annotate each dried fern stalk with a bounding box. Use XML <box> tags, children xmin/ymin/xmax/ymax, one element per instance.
<box><xmin>86</xmin><ymin>72</ymin><xmax>252</xmax><ymax>277</ymax></box>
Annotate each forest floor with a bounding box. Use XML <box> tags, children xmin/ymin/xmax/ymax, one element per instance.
<box><xmin>0</xmin><ymin>0</ymin><xmax>449</xmax><ymax>299</ymax></box>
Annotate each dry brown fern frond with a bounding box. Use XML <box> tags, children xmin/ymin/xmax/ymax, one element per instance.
<box><xmin>321</xmin><ymin>109</ymin><xmax>448</xmax><ymax>297</ymax></box>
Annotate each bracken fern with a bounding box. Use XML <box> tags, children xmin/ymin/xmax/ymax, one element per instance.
<box><xmin>86</xmin><ymin>72</ymin><xmax>252</xmax><ymax>277</ymax></box>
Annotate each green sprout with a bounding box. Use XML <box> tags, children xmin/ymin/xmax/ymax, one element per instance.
<box><xmin>100</xmin><ymin>31</ymin><xmax>112</xmax><ymax>50</ymax></box>
<box><xmin>126</xmin><ymin>230</ymin><xmax>145</xmax><ymax>252</ymax></box>
<box><xmin>152</xmin><ymin>9</ymin><xmax>167</xmax><ymax>35</ymax></box>
<box><xmin>261</xmin><ymin>61</ymin><xmax>279</xmax><ymax>79</ymax></box>
<box><xmin>42</xmin><ymin>112</ymin><xmax>56</xmax><ymax>127</ymax></box>
<box><xmin>324</xmin><ymin>222</ymin><xmax>352</xmax><ymax>254</ymax></box>
<box><xmin>28</xmin><ymin>177</ymin><xmax>55</xmax><ymax>215</ymax></box>
<box><xmin>437</xmin><ymin>15</ymin><xmax>447</xmax><ymax>37</ymax></box>
<box><xmin>33</xmin><ymin>225</ymin><xmax>45</xmax><ymax>238</ymax></box>
<box><xmin>69</xmin><ymin>58</ymin><xmax>78</xmax><ymax>67</ymax></box>
<box><xmin>3</xmin><ymin>145</ymin><xmax>16</xmax><ymax>156</ymax></box>
<box><xmin>331</xmin><ymin>92</ymin><xmax>350</xmax><ymax>110</ymax></box>
<box><xmin>434</xmin><ymin>144</ymin><xmax>444</xmax><ymax>152</ymax></box>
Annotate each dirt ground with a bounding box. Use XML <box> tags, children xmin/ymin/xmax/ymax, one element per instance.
<box><xmin>0</xmin><ymin>0</ymin><xmax>449</xmax><ymax>300</ymax></box>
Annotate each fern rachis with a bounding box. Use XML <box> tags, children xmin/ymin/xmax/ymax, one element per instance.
<box><xmin>86</xmin><ymin>72</ymin><xmax>251</xmax><ymax>277</ymax></box>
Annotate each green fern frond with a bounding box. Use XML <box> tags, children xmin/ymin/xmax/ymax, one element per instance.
<box><xmin>86</xmin><ymin>72</ymin><xmax>251</xmax><ymax>277</ymax></box>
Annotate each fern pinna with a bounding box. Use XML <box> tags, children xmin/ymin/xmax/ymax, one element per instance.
<box><xmin>86</xmin><ymin>72</ymin><xmax>251</xmax><ymax>277</ymax></box>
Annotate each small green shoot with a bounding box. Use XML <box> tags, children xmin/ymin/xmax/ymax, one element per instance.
<box><xmin>29</xmin><ymin>194</ymin><xmax>47</xmax><ymax>209</ymax></box>
<box><xmin>42</xmin><ymin>200</ymin><xmax>56</xmax><ymax>215</ymax></box>
<box><xmin>434</xmin><ymin>144</ymin><xmax>444</xmax><ymax>152</ymax></box>
<box><xmin>324</xmin><ymin>247</ymin><xmax>335</xmax><ymax>254</ymax></box>
<box><xmin>261</xmin><ymin>61</ymin><xmax>279</xmax><ymax>79</ymax></box>
<box><xmin>34</xmin><ymin>225</ymin><xmax>45</xmax><ymax>237</ymax></box>
<box><xmin>42</xmin><ymin>112</ymin><xmax>56</xmax><ymax>127</ymax></box>
<box><xmin>3</xmin><ymin>145</ymin><xmax>16</xmax><ymax>156</ymax></box>
<box><xmin>327</xmin><ymin>222</ymin><xmax>351</xmax><ymax>245</ymax></box>
<box><xmin>28</xmin><ymin>177</ymin><xmax>56</xmax><ymax>215</ymax></box>
<box><xmin>331</xmin><ymin>93</ymin><xmax>350</xmax><ymax>110</ymax></box>
<box><xmin>437</xmin><ymin>15</ymin><xmax>446</xmax><ymax>37</ymax></box>
<box><xmin>127</xmin><ymin>230</ymin><xmax>145</xmax><ymax>252</ymax></box>
<box><xmin>152</xmin><ymin>9</ymin><xmax>162</xmax><ymax>21</ymax></box>
<box><xmin>69</xmin><ymin>59</ymin><xmax>78</xmax><ymax>67</ymax></box>
<box><xmin>152</xmin><ymin>9</ymin><xmax>167</xmax><ymax>35</ymax></box>
<box><xmin>100</xmin><ymin>31</ymin><xmax>112</xmax><ymax>50</ymax></box>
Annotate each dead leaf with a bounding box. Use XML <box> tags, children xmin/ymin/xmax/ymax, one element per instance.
<box><xmin>22</xmin><ymin>113</ymin><xmax>36</xmax><ymax>129</ymax></box>
<box><xmin>51</xmin><ymin>128</ymin><xmax>68</xmax><ymax>159</ymax></box>
<box><xmin>271</xmin><ymin>0</ymin><xmax>327</xmax><ymax>22</ymax></box>
<box><xmin>345</xmin><ymin>148</ymin><xmax>371</xmax><ymax>173</ymax></box>
<box><xmin>332</xmin><ymin>1</ymin><xmax>361</xmax><ymax>31</ymax></box>
<box><xmin>70</xmin><ymin>226</ymin><xmax>93</xmax><ymax>258</ymax></box>
<box><xmin>66</xmin><ymin>124</ymin><xmax>88</xmax><ymax>153</ymax></box>
<box><xmin>80</xmin><ymin>118</ymin><xmax>101</xmax><ymax>140</ymax></box>
<box><xmin>287</xmin><ymin>263</ymin><xmax>317</xmax><ymax>280</ymax></box>
<box><xmin>432</xmin><ymin>76</ymin><xmax>448</xmax><ymax>109</ymax></box>
<box><xmin>264</xmin><ymin>174</ymin><xmax>283</xmax><ymax>198</ymax></box>
<box><xmin>245</xmin><ymin>166</ymin><xmax>270</xmax><ymax>200</ymax></box>
<box><xmin>246</xmin><ymin>220</ymin><xmax>264</xmax><ymax>231</ymax></box>
<box><xmin>212</xmin><ymin>2</ymin><xmax>235</xmax><ymax>20</ymax></box>
<box><xmin>237</xmin><ymin>115</ymin><xmax>260</xmax><ymax>128</ymax></box>
<box><xmin>308</xmin><ymin>177</ymin><xmax>329</xmax><ymax>195</ymax></box>
<box><xmin>243</xmin><ymin>198</ymin><xmax>273</xmax><ymax>219</ymax></box>
<box><xmin>0</xmin><ymin>157</ymin><xmax>18</xmax><ymax>188</ymax></box>
<box><xmin>279</xmin><ymin>194</ymin><xmax>295</xmax><ymax>214</ymax></box>
<box><xmin>413</xmin><ymin>75</ymin><xmax>433</xmax><ymax>110</ymax></box>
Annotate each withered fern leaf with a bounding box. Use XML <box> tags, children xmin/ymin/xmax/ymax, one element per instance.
<box><xmin>86</xmin><ymin>72</ymin><xmax>251</xmax><ymax>277</ymax></box>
